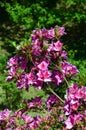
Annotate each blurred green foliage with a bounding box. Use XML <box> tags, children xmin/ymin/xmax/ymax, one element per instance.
<box><xmin>0</xmin><ymin>0</ymin><xmax>86</xmax><ymax>28</ymax></box>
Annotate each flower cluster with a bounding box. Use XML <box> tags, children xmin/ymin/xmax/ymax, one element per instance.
<box><xmin>6</xmin><ymin>55</ymin><xmax>27</xmax><ymax>82</ymax></box>
<box><xmin>26</xmin><ymin>97</ymin><xmax>42</xmax><ymax>109</ymax></box>
<box><xmin>0</xmin><ymin>109</ymin><xmax>11</xmax><ymax>121</ymax></box>
<box><xmin>7</xmin><ymin>26</ymin><xmax>78</xmax><ymax>90</ymax></box>
<box><xmin>0</xmin><ymin>96</ymin><xmax>64</xmax><ymax>130</ymax></box>
<box><xmin>0</xmin><ymin>109</ymin><xmax>41</xmax><ymax>130</ymax></box>
<box><xmin>64</xmin><ymin>83</ymin><xmax>86</xmax><ymax>129</ymax></box>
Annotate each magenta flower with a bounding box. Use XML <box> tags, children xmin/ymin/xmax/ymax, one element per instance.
<box><xmin>37</xmin><ymin>70</ymin><xmax>51</xmax><ymax>82</ymax></box>
<box><xmin>0</xmin><ymin>109</ymin><xmax>11</xmax><ymax>121</ymax></box>
<box><xmin>19</xmin><ymin>55</ymin><xmax>27</xmax><ymax>70</ymax></box>
<box><xmin>31</xmin><ymin>39</ymin><xmax>40</xmax><ymax>46</ymax></box>
<box><xmin>28</xmin><ymin>121</ymin><xmax>37</xmax><ymax>129</ymax></box>
<box><xmin>6</xmin><ymin>75</ymin><xmax>13</xmax><ymax>82</ymax></box>
<box><xmin>51</xmin><ymin>71</ymin><xmax>64</xmax><ymax>86</ymax></box>
<box><xmin>17</xmin><ymin>73</ymin><xmax>27</xmax><ymax>89</ymax></box>
<box><xmin>14</xmin><ymin>111</ymin><xmax>22</xmax><ymax>119</ymax></box>
<box><xmin>17</xmin><ymin>72</ymin><xmax>35</xmax><ymax>89</ymax></box>
<box><xmin>68</xmin><ymin>83</ymin><xmax>79</xmax><ymax>100</ymax></box>
<box><xmin>58</xmin><ymin>26</ymin><xmax>66</xmax><ymax>36</ymax></box>
<box><xmin>55</xmin><ymin>71</ymin><xmax>64</xmax><ymax>85</ymax></box>
<box><xmin>32</xmin><ymin>29</ymin><xmax>42</xmax><ymax>39</ymax></box>
<box><xmin>46</xmin><ymin>94</ymin><xmax>59</xmax><ymax>110</ymax></box>
<box><xmin>47</xmin><ymin>41</ymin><xmax>63</xmax><ymax>53</ymax></box>
<box><xmin>38</xmin><ymin>61</ymin><xmax>48</xmax><ymax>71</ymax></box>
<box><xmin>48</xmin><ymin>28</ymin><xmax>55</xmax><ymax>39</ymax></box>
<box><xmin>26</xmin><ymin>72</ymin><xmax>35</xmax><ymax>85</ymax></box>
<box><xmin>64</xmin><ymin>84</ymin><xmax>86</xmax><ymax>129</ymax></box>
<box><xmin>76</xmin><ymin>87</ymin><xmax>84</xmax><ymax>99</ymax></box>
<box><xmin>53</xmin><ymin>41</ymin><xmax>63</xmax><ymax>51</ymax></box>
<box><xmin>0</xmin><ymin>112</ymin><xmax>3</xmax><ymax>121</ymax></box>
<box><xmin>32</xmin><ymin>40</ymin><xmax>42</xmax><ymax>56</ymax></box>
<box><xmin>62</xmin><ymin>62</ymin><xmax>79</xmax><ymax>75</ymax></box>
<box><xmin>34</xmin><ymin>80</ymin><xmax>43</xmax><ymax>89</ymax></box>
<box><xmin>59</xmin><ymin>115</ymin><xmax>64</xmax><ymax>121</ymax></box>
<box><xmin>47</xmin><ymin>43</ymin><xmax>54</xmax><ymax>52</ymax></box>
<box><xmin>64</xmin><ymin>101</ymin><xmax>71</xmax><ymax>115</ymax></box>
<box><xmin>65</xmin><ymin>113</ymin><xmax>83</xmax><ymax>129</ymax></box>
<box><xmin>8</xmin><ymin>66</ymin><xmax>17</xmax><ymax>77</ymax></box>
<box><xmin>27</xmin><ymin>97</ymin><xmax>42</xmax><ymax>109</ymax></box>
<box><xmin>60</xmin><ymin>50</ymin><xmax>68</xmax><ymax>59</ymax></box>
<box><xmin>23</xmin><ymin>114</ymin><xmax>33</xmax><ymax>123</ymax></box>
<box><xmin>34</xmin><ymin>116</ymin><xmax>41</xmax><ymax>126</ymax></box>
<box><xmin>70</xmin><ymin>100</ymin><xmax>80</xmax><ymax>111</ymax></box>
<box><xmin>7</xmin><ymin>56</ymin><xmax>18</xmax><ymax>68</ymax></box>
<box><xmin>31</xmin><ymin>31</ymin><xmax>37</xmax><ymax>40</ymax></box>
<box><xmin>74</xmin><ymin>114</ymin><xmax>83</xmax><ymax>124</ymax></box>
<box><xmin>6</xmin><ymin>128</ymin><xmax>13</xmax><ymax>130</ymax></box>
<box><xmin>65</xmin><ymin>115</ymin><xmax>75</xmax><ymax>129</ymax></box>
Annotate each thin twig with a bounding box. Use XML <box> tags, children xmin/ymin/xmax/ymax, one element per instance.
<box><xmin>47</xmin><ymin>83</ymin><xmax>64</xmax><ymax>103</ymax></box>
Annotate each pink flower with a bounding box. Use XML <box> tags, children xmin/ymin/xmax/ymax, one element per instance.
<box><xmin>59</xmin><ymin>115</ymin><xmax>64</xmax><ymax>121</ymax></box>
<box><xmin>8</xmin><ymin>66</ymin><xmax>17</xmax><ymax>77</ymax></box>
<box><xmin>51</xmin><ymin>71</ymin><xmax>64</xmax><ymax>86</ymax></box>
<box><xmin>48</xmin><ymin>28</ymin><xmax>55</xmax><ymax>39</ymax></box>
<box><xmin>34</xmin><ymin>80</ymin><xmax>43</xmax><ymax>89</ymax></box>
<box><xmin>28</xmin><ymin>121</ymin><xmax>37</xmax><ymax>129</ymax></box>
<box><xmin>53</xmin><ymin>41</ymin><xmax>63</xmax><ymax>51</ymax></box>
<box><xmin>27</xmin><ymin>97</ymin><xmax>42</xmax><ymax>109</ymax></box>
<box><xmin>32</xmin><ymin>29</ymin><xmax>42</xmax><ymax>38</ymax></box>
<box><xmin>15</xmin><ymin>128</ymin><xmax>22</xmax><ymax>130</ymax></box>
<box><xmin>7</xmin><ymin>56</ymin><xmax>18</xmax><ymax>68</ymax></box>
<box><xmin>14</xmin><ymin>111</ymin><xmax>22</xmax><ymax>119</ymax></box>
<box><xmin>76</xmin><ymin>86</ymin><xmax>86</xmax><ymax>100</ymax></box>
<box><xmin>60</xmin><ymin>50</ymin><xmax>68</xmax><ymax>59</ymax></box>
<box><xmin>74</xmin><ymin>114</ymin><xmax>83</xmax><ymax>124</ymax></box>
<box><xmin>58</xmin><ymin>26</ymin><xmax>66</xmax><ymax>36</ymax></box>
<box><xmin>23</xmin><ymin>114</ymin><xmax>33</xmax><ymax>123</ymax></box>
<box><xmin>47</xmin><ymin>43</ymin><xmax>54</xmax><ymax>52</ymax></box>
<box><xmin>0</xmin><ymin>109</ymin><xmax>11</xmax><ymax>121</ymax></box>
<box><xmin>6</xmin><ymin>75</ymin><xmax>13</xmax><ymax>82</ymax></box>
<box><xmin>55</xmin><ymin>72</ymin><xmax>64</xmax><ymax>85</ymax></box>
<box><xmin>64</xmin><ymin>101</ymin><xmax>71</xmax><ymax>115</ymax></box>
<box><xmin>17</xmin><ymin>72</ymin><xmax>35</xmax><ymax>89</ymax></box>
<box><xmin>31</xmin><ymin>39</ymin><xmax>40</xmax><ymax>46</ymax></box>
<box><xmin>62</xmin><ymin>62</ymin><xmax>79</xmax><ymax>75</ymax></box>
<box><xmin>48</xmin><ymin>41</ymin><xmax>63</xmax><ymax>52</ymax></box>
<box><xmin>37</xmin><ymin>61</ymin><xmax>48</xmax><ymax>71</ymax></box>
<box><xmin>17</xmin><ymin>73</ymin><xmax>27</xmax><ymax>89</ymax></box>
<box><xmin>68</xmin><ymin>83</ymin><xmax>78</xmax><ymax>99</ymax></box>
<box><xmin>37</xmin><ymin>70</ymin><xmax>51</xmax><ymax>82</ymax></box>
<box><xmin>65</xmin><ymin>115</ymin><xmax>75</xmax><ymax>129</ymax></box>
<box><xmin>19</xmin><ymin>55</ymin><xmax>27</xmax><ymax>70</ymax></box>
<box><xmin>70</xmin><ymin>100</ymin><xmax>80</xmax><ymax>111</ymax></box>
<box><xmin>32</xmin><ymin>39</ymin><xmax>42</xmax><ymax>56</ymax></box>
<box><xmin>46</xmin><ymin>94</ymin><xmax>59</xmax><ymax>110</ymax></box>
<box><xmin>26</xmin><ymin>72</ymin><xmax>35</xmax><ymax>85</ymax></box>
<box><xmin>76</xmin><ymin>87</ymin><xmax>84</xmax><ymax>99</ymax></box>
<box><xmin>65</xmin><ymin>114</ymin><xmax>83</xmax><ymax>129</ymax></box>
<box><xmin>34</xmin><ymin>116</ymin><xmax>41</xmax><ymax>126</ymax></box>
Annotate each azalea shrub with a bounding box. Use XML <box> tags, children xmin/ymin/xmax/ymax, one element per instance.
<box><xmin>0</xmin><ymin>26</ymin><xmax>86</xmax><ymax>130</ymax></box>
